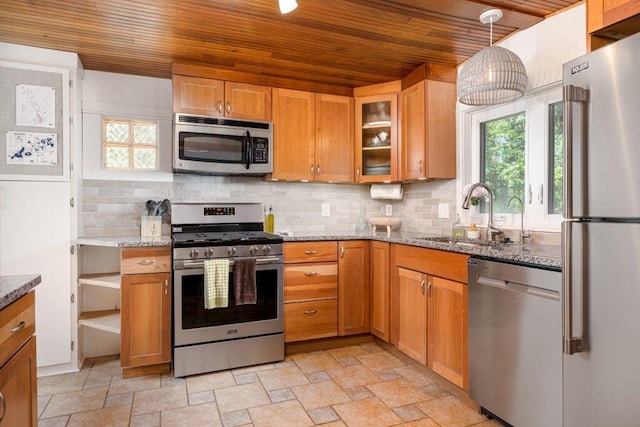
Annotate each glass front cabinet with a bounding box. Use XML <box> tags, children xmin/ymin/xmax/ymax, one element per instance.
<box><xmin>355</xmin><ymin>92</ymin><xmax>398</xmax><ymax>183</ymax></box>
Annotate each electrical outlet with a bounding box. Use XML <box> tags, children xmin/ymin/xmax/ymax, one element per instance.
<box><xmin>322</xmin><ymin>203</ymin><xmax>330</xmax><ymax>217</ymax></box>
<box><xmin>438</xmin><ymin>203</ymin><xmax>449</xmax><ymax>219</ymax></box>
<box><xmin>385</xmin><ymin>204</ymin><xmax>393</xmax><ymax>216</ymax></box>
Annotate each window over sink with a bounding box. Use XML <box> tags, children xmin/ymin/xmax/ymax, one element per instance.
<box><xmin>460</xmin><ymin>85</ymin><xmax>563</xmax><ymax>231</ymax></box>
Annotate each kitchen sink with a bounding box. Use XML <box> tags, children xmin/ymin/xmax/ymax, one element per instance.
<box><xmin>416</xmin><ymin>236</ymin><xmax>497</xmax><ymax>248</ymax></box>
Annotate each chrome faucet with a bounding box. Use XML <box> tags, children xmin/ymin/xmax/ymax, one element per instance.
<box><xmin>507</xmin><ymin>196</ymin><xmax>531</xmax><ymax>244</ymax></box>
<box><xmin>462</xmin><ymin>182</ymin><xmax>503</xmax><ymax>240</ymax></box>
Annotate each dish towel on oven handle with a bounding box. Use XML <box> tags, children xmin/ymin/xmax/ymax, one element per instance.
<box><xmin>204</xmin><ymin>259</ymin><xmax>230</xmax><ymax>309</ymax></box>
<box><xmin>233</xmin><ymin>257</ymin><xmax>257</xmax><ymax>305</ymax></box>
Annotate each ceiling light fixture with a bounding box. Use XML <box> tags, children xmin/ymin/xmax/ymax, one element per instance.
<box><xmin>279</xmin><ymin>0</ymin><xmax>298</xmax><ymax>14</ymax></box>
<box><xmin>457</xmin><ymin>9</ymin><xmax>527</xmax><ymax>106</ymax></box>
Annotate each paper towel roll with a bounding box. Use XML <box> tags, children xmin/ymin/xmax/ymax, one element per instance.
<box><xmin>370</xmin><ymin>184</ymin><xmax>403</xmax><ymax>200</ymax></box>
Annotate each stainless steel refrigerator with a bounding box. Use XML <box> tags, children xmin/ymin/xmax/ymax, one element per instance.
<box><xmin>562</xmin><ymin>31</ymin><xmax>640</xmax><ymax>426</ymax></box>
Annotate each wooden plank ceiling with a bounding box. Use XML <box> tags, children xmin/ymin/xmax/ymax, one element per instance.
<box><xmin>0</xmin><ymin>0</ymin><xmax>581</xmax><ymax>92</ymax></box>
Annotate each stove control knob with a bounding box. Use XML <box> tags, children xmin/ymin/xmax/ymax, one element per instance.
<box><xmin>204</xmin><ymin>248</ymin><xmax>214</xmax><ymax>258</ymax></box>
<box><xmin>189</xmin><ymin>248</ymin><xmax>199</xmax><ymax>259</ymax></box>
<box><xmin>227</xmin><ymin>247</ymin><xmax>237</xmax><ymax>256</ymax></box>
<box><xmin>249</xmin><ymin>245</ymin><xmax>259</xmax><ymax>256</ymax></box>
<box><xmin>261</xmin><ymin>245</ymin><xmax>272</xmax><ymax>255</ymax></box>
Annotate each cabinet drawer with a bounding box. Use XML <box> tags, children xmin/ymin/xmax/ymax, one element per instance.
<box><xmin>284</xmin><ymin>299</ymin><xmax>337</xmax><ymax>343</ymax></box>
<box><xmin>394</xmin><ymin>244</ymin><xmax>469</xmax><ymax>283</ymax></box>
<box><xmin>284</xmin><ymin>263</ymin><xmax>338</xmax><ymax>302</ymax></box>
<box><xmin>121</xmin><ymin>247</ymin><xmax>171</xmax><ymax>274</ymax></box>
<box><xmin>284</xmin><ymin>241</ymin><xmax>338</xmax><ymax>263</ymax></box>
<box><xmin>0</xmin><ymin>292</ymin><xmax>35</xmax><ymax>367</ymax></box>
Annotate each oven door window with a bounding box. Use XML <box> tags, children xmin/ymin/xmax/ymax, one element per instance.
<box><xmin>181</xmin><ymin>269</ymin><xmax>278</xmax><ymax>329</ymax></box>
<box><xmin>179</xmin><ymin>132</ymin><xmax>246</xmax><ymax>163</ymax></box>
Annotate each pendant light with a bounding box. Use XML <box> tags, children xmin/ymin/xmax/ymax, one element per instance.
<box><xmin>457</xmin><ymin>9</ymin><xmax>527</xmax><ymax>106</ymax></box>
<box><xmin>279</xmin><ymin>0</ymin><xmax>298</xmax><ymax>14</ymax></box>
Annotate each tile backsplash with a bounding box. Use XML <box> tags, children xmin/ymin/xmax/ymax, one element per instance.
<box><xmin>80</xmin><ymin>175</ymin><xmax>459</xmax><ymax>237</ymax></box>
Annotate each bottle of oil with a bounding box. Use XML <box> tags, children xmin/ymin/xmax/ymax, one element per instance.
<box><xmin>266</xmin><ymin>205</ymin><xmax>275</xmax><ymax>233</ymax></box>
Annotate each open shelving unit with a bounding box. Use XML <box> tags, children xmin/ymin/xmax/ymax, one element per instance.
<box><xmin>78</xmin><ymin>272</ymin><xmax>121</xmax><ymax>335</ymax></box>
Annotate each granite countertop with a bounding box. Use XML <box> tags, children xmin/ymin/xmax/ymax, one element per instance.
<box><xmin>76</xmin><ymin>236</ymin><xmax>172</xmax><ymax>248</ymax></box>
<box><xmin>75</xmin><ymin>231</ymin><xmax>561</xmax><ymax>269</ymax></box>
<box><xmin>284</xmin><ymin>231</ymin><xmax>562</xmax><ymax>269</ymax></box>
<box><xmin>0</xmin><ymin>275</ymin><xmax>41</xmax><ymax>311</ymax></box>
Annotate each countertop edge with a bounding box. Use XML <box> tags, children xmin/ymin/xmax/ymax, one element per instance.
<box><xmin>0</xmin><ymin>274</ymin><xmax>41</xmax><ymax>311</ymax></box>
<box><xmin>282</xmin><ymin>233</ymin><xmax>562</xmax><ymax>269</ymax></box>
<box><xmin>76</xmin><ymin>236</ymin><xmax>172</xmax><ymax>248</ymax></box>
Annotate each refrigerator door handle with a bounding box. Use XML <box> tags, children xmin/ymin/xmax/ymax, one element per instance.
<box><xmin>562</xmin><ymin>221</ymin><xmax>586</xmax><ymax>354</ymax></box>
<box><xmin>563</xmin><ymin>84</ymin><xmax>589</xmax><ymax>219</ymax></box>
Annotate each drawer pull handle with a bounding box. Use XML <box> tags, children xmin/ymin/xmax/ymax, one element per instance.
<box><xmin>0</xmin><ymin>391</ymin><xmax>5</xmax><ymax>423</ymax></box>
<box><xmin>304</xmin><ymin>271</ymin><xmax>318</xmax><ymax>277</ymax></box>
<box><xmin>10</xmin><ymin>321</ymin><xmax>26</xmax><ymax>334</ymax></box>
<box><xmin>304</xmin><ymin>250</ymin><xmax>317</xmax><ymax>255</ymax></box>
<box><xmin>137</xmin><ymin>259</ymin><xmax>155</xmax><ymax>266</ymax></box>
<box><xmin>303</xmin><ymin>309</ymin><xmax>318</xmax><ymax>315</ymax></box>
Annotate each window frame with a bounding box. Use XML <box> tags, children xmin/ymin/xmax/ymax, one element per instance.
<box><xmin>102</xmin><ymin>117</ymin><xmax>159</xmax><ymax>171</ymax></box>
<box><xmin>458</xmin><ymin>83</ymin><xmax>563</xmax><ymax>232</ymax></box>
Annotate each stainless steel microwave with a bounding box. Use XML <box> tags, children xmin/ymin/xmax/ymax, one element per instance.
<box><xmin>173</xmin><ymin>113</ymin><xmax>273</xmax><ymax>175</ymax></box>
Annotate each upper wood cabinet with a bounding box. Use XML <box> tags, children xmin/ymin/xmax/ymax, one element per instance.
<box><xmin>400</xmin><ymin>78</ymin><xmax>456</xmax><ymax>180</ymax></box>
<box><xmin>173</xmin><ymin>75</ymin><xmax>272</xmax><ymax>121</ymax></box>
<box><xmin>354</xmin><ymin>81</ymin><xmax>400</xmax><ymax>183</ymax></box>
<box><xmin>272</xmin><ymin>88</ymin><xmax>354</xmax><ymax>182</ymax></box>
<box><xmin>338</xmin><ymin>240</ymin><xmax>370</xmax><ymax>336</ymax></box>
<box><xmin>587</xmin><ymin>0</ymin><xmax>640</xmax><ymax>49</ymax></box>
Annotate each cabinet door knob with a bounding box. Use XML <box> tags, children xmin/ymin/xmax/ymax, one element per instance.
<box><xmin>310</xmin><ymin>164</ymin><xmax>314</xmax><ymax>177</ymax></box>
<box><xmin>356</xmin><ymin>167</ymin><xmax>360</xmax><ymax>177</ymax></box>
<box><xmin>226</xmin><ymin>101</ymin><xmax>231</xmax><ymax>114</ymax></box>
<box><xmin>303</xmin><ymin>309</ymin><xmax>318</xmax><ymax>315</ymax></box>
<box><xmin>304</xmin><ymin>271</ymin><xmax>318</xmax><ymax>277</ymax></box>
<box><xmin>427</xmin><ymin>280</ymin><xmax>432</xmax><ymax>296</ymax></box>
<box><xmin>217</xmin><ymin>101</ymin><xmax>223</xmax><ymax>114</ymax></box>
<box><xmin>340</xmin><ymin>246</ymin><xmax>345</xmax><ymax>258</ymax></box>
<box><xmin>10</xmin><ymin>321</ymin><xmax>26</xmax><ymax>333</ymax></box>
<box><xmin>418</xmin><ymin>159</ymin><xmax>423</xmax><ymax>173</ymax></box>
<box><xmin>316</xmin><ymin>165</ymin><xmax>320</xmax><ymax>176</ymax></box>
<box><xmin>164</xmin><ymin>279</ymin><xmax>168</xmax><ymax>295</ymax></box>
<box><xmin>420</xmin><ymin>280</ymin><xmax>425</xmax><ymax>295</ymax></box>
<box><xmin>137</xmin><ymin>259</ymin><xmax>155</xmax><ymax>266</ymax></box>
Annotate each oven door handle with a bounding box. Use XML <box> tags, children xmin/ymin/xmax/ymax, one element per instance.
<box><xmin>181</xmin><ymin>257</ymin><xmax>281</xmax><ymax>269</ymax></box>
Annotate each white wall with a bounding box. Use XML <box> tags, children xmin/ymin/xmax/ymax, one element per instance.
<box><xmin>82</xmin><ymin>70</ymin><xmax>173</xmax><ymax>181</ymax></box>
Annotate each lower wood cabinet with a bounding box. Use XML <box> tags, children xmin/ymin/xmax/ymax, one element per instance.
<box><xmin>369</xmin><ymin>241</ymin><xmax>390</xmax><ymax>341</ymax></box>
<box><xmin>392</xmin><ymin>244</ymin><xmax>469</xmax><ymax>389</ymax></box>
<box><xmin>428</xmin><ymin>276</ymin><xmax>468</xmax><ymax>389</ymax></box>
<box><xmin>120</xmin><ymin>247</ymin><xmax>171</xmax><ymax>377</ymax></box>
<box><xmin>284</xmin><ymin>299</ymin><xmax>338</xmax><ymax>342</ymax></box>
<box><xmin>338</xmin><ymin>240</ymin><xmax>370</xmax><ymax>336</ymax></box>
<box><xmin>0</xmin><ymin>292</ymin><xmax>37</xmax><ymax>427</ymax></box>
<box><xmin>397</xmin><ymin>267</ymin><xmax>428</xmax><ymax>364</ymax></box>
<box><xmin>283</xmin><ymin>240</ymin><xmax>370</xmax><ymax>342</ymax></box>
<box><xmin>284</xmin><ymin>242</ymin><xmax>338</xmax><ymax>343</ymax></box>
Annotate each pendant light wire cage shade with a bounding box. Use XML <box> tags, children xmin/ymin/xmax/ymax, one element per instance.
<box><xmin>457</xmin><ymin>8</ymin><xmax>528</xmax><ymax>106</ymax></box>
<box><xmin>457</xmin><ymin>45</ymin><xmax>527</xmax><ymax>105</ymax></box>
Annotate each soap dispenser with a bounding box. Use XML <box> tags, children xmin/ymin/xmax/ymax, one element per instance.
<box><xmin>452</xmin><ymin>214</ymin><xmax>465</xmax><ymax>238</ymax></box>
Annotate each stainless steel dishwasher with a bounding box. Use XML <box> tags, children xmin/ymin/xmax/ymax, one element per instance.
<box><xmin>468</xmin><ymin>257</ymin><xmax>561</xmax><ymax>427</ymax></box>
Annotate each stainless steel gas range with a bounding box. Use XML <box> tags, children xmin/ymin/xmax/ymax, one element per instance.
<box><xmin>171</xmin><ymin>202</ymin><xmax>284</xmax><ymax>377</ymax></box>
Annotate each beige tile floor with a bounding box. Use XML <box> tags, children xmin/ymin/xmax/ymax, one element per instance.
<box><xmin>37</xmin><ymin>342</ymin><xmax>501</xmax><ymax>427</ymax></box>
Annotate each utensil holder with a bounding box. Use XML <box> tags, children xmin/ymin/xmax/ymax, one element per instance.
<box><xmin>141</xmin><ymin>216</ymin><xmax>162</xmax><ymax>237</ymax></box>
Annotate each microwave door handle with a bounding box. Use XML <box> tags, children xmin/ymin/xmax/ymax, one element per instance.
<box><xmin>244</xmin><ymin>131</ymin><xmax>251</xmax><ymax>169</ymax></box>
